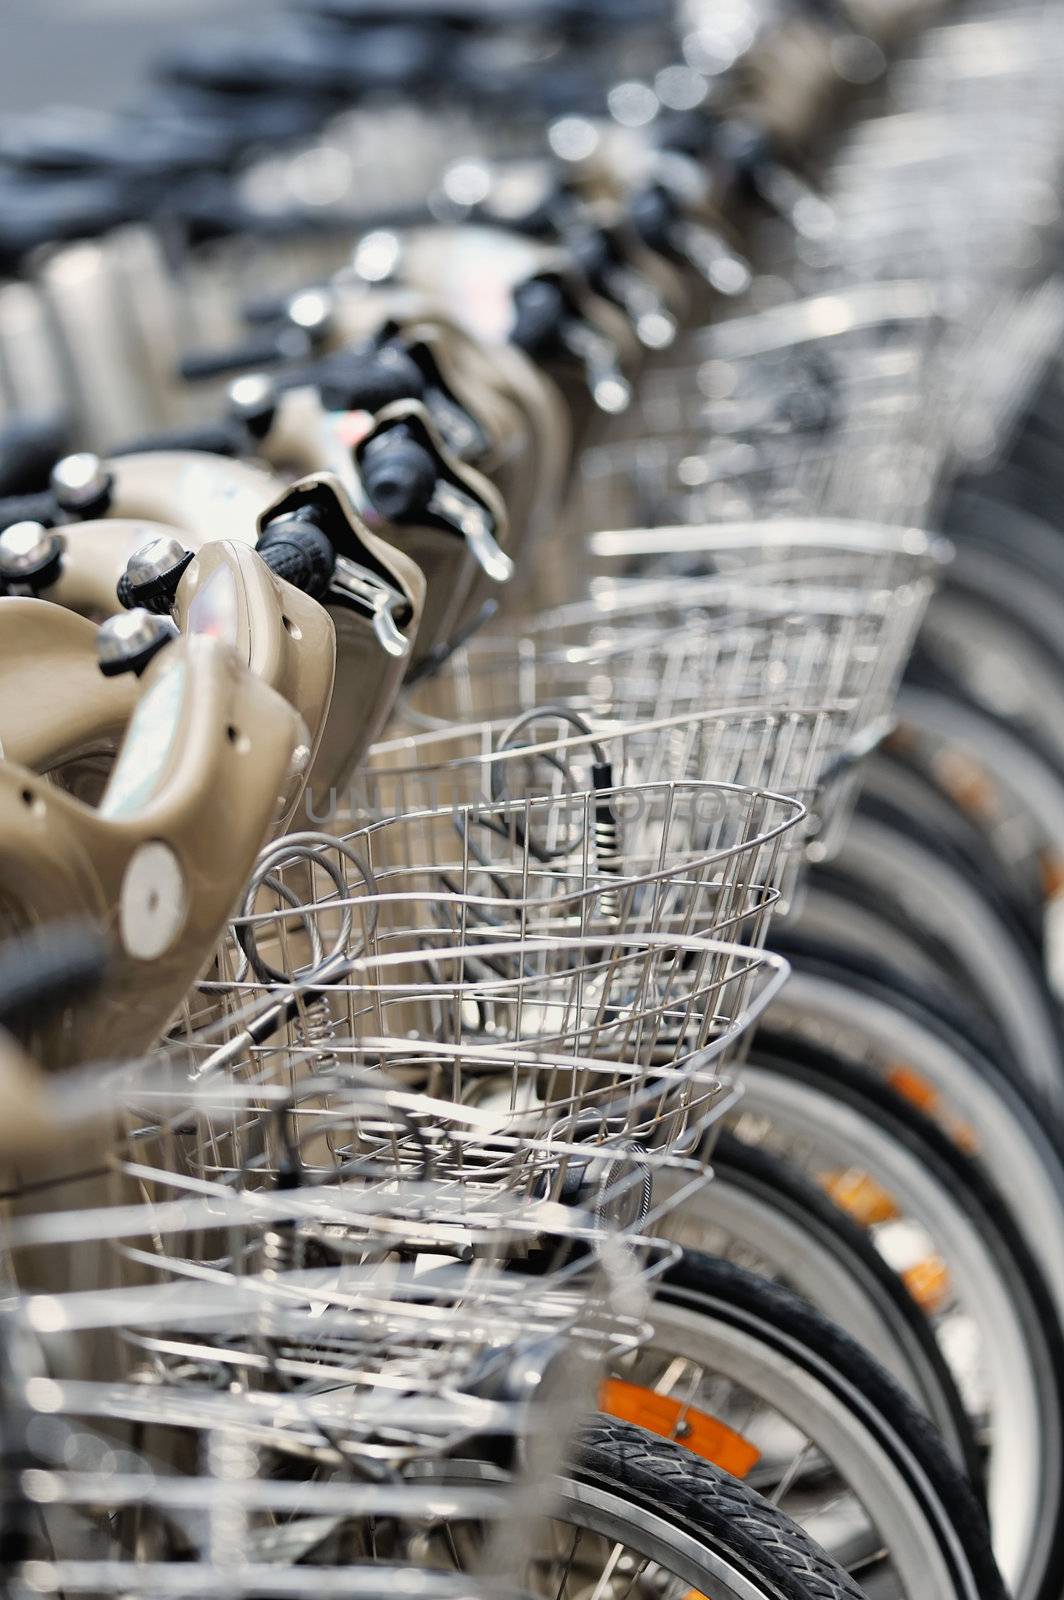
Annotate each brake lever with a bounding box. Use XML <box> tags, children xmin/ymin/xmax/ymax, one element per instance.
<box><xmin>258</xmin><ymin>472</ymin><xmax>426</xmax><ymax>791</ymax></box>
<box><xmin>352</xmin><ymin>400</ymin><xmax>510</xmax><ymax>668</ymax></box>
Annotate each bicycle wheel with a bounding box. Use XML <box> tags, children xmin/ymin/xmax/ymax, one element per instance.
<box><xmin>728</xmin><ymin>1050</ymin><xmax>1064</xmax><ymax>1600</ymax></box>
<box><xmin>859</xmin><ymin>745</ymin><xmax>1045</xmax><ymax>941</ymax></box>
<box><xmin>787</xmin><ymin>876</ymin><xmax>985</xmax><ymax>1024</ymax></box>
<box><xmin>946</xmin><ymin>489</ymin><xmax>1064</xmax><ymax>597</ymax></box>
<box><xmin>898</xmin><ymin>684</ymin><xmax>1064</xmax><ymax>889</ymax></box>
<box><xmin>661</xmin><ymin>1130</ymin><xmax>981</xmax><ymax>1484</ymax></box>
<box><xmin>760</xmin><ymin>968</ymin><xmax>1064</xmax><ymax>1343</ymax></box>
<box><xmin>432</xmin><ymin>1421</ymin><xmax>869</xmax><ymax>1600</ymax></box>
<box><xmin>852</xmin><ymin>783</ymin><xmax>1047</xmax><ymax>974</ymax></box>
<box><xmin>923</xmin><ymin>576</ymin><xmax>1064</xmax><ymax>763</ymax></box>
<box><xmin>608</xmin><ymin>1249</ymin><xmax>1002</xmax><ymax>1599</ymax></box>
<box><xmin>824</xmin><ymin>813</ymin><xmax>1064</xmax><ymax>1098</ymax></box>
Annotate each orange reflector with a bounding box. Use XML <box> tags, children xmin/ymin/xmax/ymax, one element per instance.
<box><xmin>820</xmin><ymin>1169</ymin><xmax>899</xmax><ymax>1225</ymax></box>
<box><xmin>888</xmin><ymin>1064</ymin><xmax>940</xmax><ymax>1115</ymax></box>
<box><xmin>952</xmin><ymin>1121</ymin><xmax>981</xmax><ymax>1156</ymax></box>
<box><xmin>600</xmin><ymin>1378</ymin><xmax>760</xmax><ymax>1477</ymax></box>
<box><xmin>935</xmin><ymin>750</ymin><xmax>996</xmax><ymax>819</ymax></box>
<box><xmin>888</xmin><ymin>1064</ymin><xmax>980</xmax><ymax>1155</ymax></box>
<box><xmin>1041</xmin><ymin>852</ymin><xmax>1064</xmax><ymax>902</ymax></box>
<box><xmin>903</xmin><ymin>1255</ymin><xmax>951</xmax><ymax>1314</ymax></box>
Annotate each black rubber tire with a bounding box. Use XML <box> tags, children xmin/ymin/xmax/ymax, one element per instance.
<box><xmin>655</xmin><ymin>1248</ymin><xmax>1005</xmax><ymax>1600</ymax></box>
<box><xmin>862</xmin><ymin>743</ymin><xmax>1044</xmax><ymax>944</ymax></box>
<box><xmin>710</xmin><ymin>1129</ymin><xmax>983</xmax><ymax>1494</ymax></box>
<box><xmin>573</xmin><ymin>1417</ymin><xmax>867</xmax><ymax>1600</ymax></box>
<box><xmin>772</xmin><ymin>923</ymin><xmax>1023</xmax><ymax>1092</ymax></box>
<box><xmin>742</xmin><ymin>1042</ymin><xmax>1064</xmax><ymax>1600</ymax></box>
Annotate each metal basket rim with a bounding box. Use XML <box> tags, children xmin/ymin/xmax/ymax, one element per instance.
<box><xmin>369</xmin><ymin>703</ymin><xmax>856</xmax><ymax>779</ymax></box>
<box><xmin>585</xmin><ymin>515</ymin><xmax>952</xmax><ymax>568</ymax></box>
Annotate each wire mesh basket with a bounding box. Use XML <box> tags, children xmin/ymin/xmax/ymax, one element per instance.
<box><xmin>344</xmin><ymin>739</ymin><xmax>800</xmax><ymax>876</ymax></box>
<box><xmin>0</xmin><ymin>1035</ymin><xmax>683</xmax><ymax>1596</ymax></box>
<box><xmin>356</xmin><ymin>720</ymin><xmax>844</xmax><ymax>921</ymax></box>
<box><xmin>1</xmin><ymin>1098</ymin><xmax>656</xmax><ymax>1600</ymax></box>
<box><xmin>409</xmin><ymin>557</ymin><xmax>930</xmax><ymax>737</ymax></box>
<box><xmin>410</xmin><ymin>584</ymin><xmax>890</xmax><ymax>724</ymax></box>
<box><xmin>195</xmin><ymin>868</ymin><xmax>789</xmax><ymax>1168</ymax></box>
<box><xmin>564</xmin><ymin>283</ymin><xmax>950</xmax><ymax>536</ymax></box>
<box><xmin>369</xmin><ymin>703</ymin><xmax>836</xmax><ymax>845</ymax></box>
<box><xmin>0</xmin><ymin>1241</ymin><xmax>672</xmax><ymax>1600</ymax></box>
<box><xmin>530</xmin><ymin>515</ymin><xmax>945</xmax><ymax>671</ymax></box>
<box><xmin>797</xmin><ymin>6</ymin><xmax>1064</xmax><ymax>295</ymax></box>
<box><xmin>579</xmin><ymin>520</ymin><xmax>944</xmax><ymax>724</ymax></box>
<box><xmin>0</xmin><ymin>948</ymin><xmax>780</xmax><ymax>1597</ymax></box>
<box><xmin>157</xmin><ymin>791</ymin><xmax>791</xmax><ymax>1227</ymax></box>
<box><xmin>397</xmin><ymin>524</ymin><xmax>943</xmax><ymax>859</ymax></box>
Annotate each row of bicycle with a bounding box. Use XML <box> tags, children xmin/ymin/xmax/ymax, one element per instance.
<box><xmin>3</xmin><ymin>1</ymin><xmax>1064</xmax><ymax>1598</ymax></box>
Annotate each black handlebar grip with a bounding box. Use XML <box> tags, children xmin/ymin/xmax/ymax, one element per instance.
<box><xmin>629</xmin><ymin>183</ymin><xmax>678</xmax><ymax>253</ymax></box>
<box><xmin>359</xmin><ymin>425</ymin><xmax>438</xmax><ymax>521</ymax></box>
<box><xmin>257</xmin><ymin>511</ymin><xmax>337</xmax><ymax>601</ymax></box>
<box><xmin>179</xmin><ymin>333</ymin><xmax>298</xmax><ymax>382</ymax></box>
<box><xmin>314</xmin><ymin>347</ymin><xmax>426</xmax><ymax>413</ymax></box>
<box><xmin>0</xmin><ymin>416</ymin><xmax>70</xmax><ymax>496</ymax></box>
<box><xmin>568</xmin><ymin>227</ymin><xmax>611</xmax><ymax>285</ymax></box>
<box><xmin>509</xmin><ymin>277</ymin><xmax>568</xmax><ymax>356</ymax></box>
<box><xmin>0</xmin><ymin>490</ymin><xmax>60</xmax><ymax>530</ymax></box>
<box><xmin>0</xmin><ymin>920</ymin><xmax>108</xmax><ymax>1037</ymax></box>
<box><xmin>654</xmin><ymin>108</ymin><xmax>718</xmax><ymax>159</ymax></box>
<box><xmin>114</xmin><ymin>420</ymin><xmax>251</xmax><ymax>458</ymax></box>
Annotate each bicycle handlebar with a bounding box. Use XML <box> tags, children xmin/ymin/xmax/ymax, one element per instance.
<box><xmin>359</xmin><ymin>423</ymin><xmax>440</xmax><ymax>520</ymax></box>
<box><xmin>256</xmin><ymin>510</ymin><xmax>338</xmax><ymax>599</ymax></box>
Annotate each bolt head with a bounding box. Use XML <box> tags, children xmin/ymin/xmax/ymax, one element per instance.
<box><xmin>126</xmin><ymin>535</ymin><xmax>191</xmax><ymax>589</ymax></box>
<box><xmin>352</xmin><ymin>229</ymin><xmax>402</xmax><ymax>284</ymax></box>
<box><xmin>0</xmin><ymin>520</ymin><xmax>59</xmax><ymax>578</ymax></box>
<box><xmin>50</xmin><ymin>452</ymin><xmax>111</xmax><ymax>512</ymax></box>
<box><xmin>286</xmin><ymin>288</ymin><xmax>333</xmax><ymax>338</ymax></box>
<box><xmin>97</xmin><ymin>608</ymin><xmax>176</xmax><ymax>675</ymax></box>
<box><xmin>228</xmin><ymin>372</ymin><xmax>276</xmax><ymax>414</ymax></box>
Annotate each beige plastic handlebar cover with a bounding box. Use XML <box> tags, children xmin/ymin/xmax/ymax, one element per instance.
<box><xmin>265</xmin><ymin>288</ymin><xmax>569</xmax><ymax>565</ymax></box>
<box><xmin>30</xmin><ymin>463</ymin><xmax>416</xmax><ymax>797</ymax></box>
<box><xmin>0</xmin><ymin>632</ymin><xmax>307</xmax><ymax>1067</ymax></box>
<box><xmin>104</xmin><ymin>448</ymin><xmax>285</xmax><ymax>540</ymax></box>
<box><xmin>49</xmin><ymin>515</ymin><xmax>212</xmax><ymax>620</ymax></box>
<box><xmin>0</xmin><ymin>597</ymin><xmax>137</xmax><ymax>794</ymax></box>
<box><xmin>257</xmin><ymin>472</ymin><xmax>425</xmax><ymax>809</ymax></box>
<box><xmin>18</xmin><ymin>540</ymin><xmax>334</xmax><ymax>807</ymax></box>
<box><xmin>174</xmin><ymin>539</ymin><xmax>336</xmax><ymax>788</ymax></box>
<box><xmin>347</xmin><ymin>287</ymin><xmax>571</xmax><ymax>517</ymax></box>
<box><xmin>44</xmin><ymin>447</ymin><xmax>289</xmax><ymax>620</ymax></box>
<box><xmin>352</xmin><ymin>399</ymin><xmax>508</xmax><ymax>672</ymax></box>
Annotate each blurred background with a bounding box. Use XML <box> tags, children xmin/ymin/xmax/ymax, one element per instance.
<box><xmin>0</xmin><ymin>0</ymin><xmax>266</xmax><ymax>111</ymax></box>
